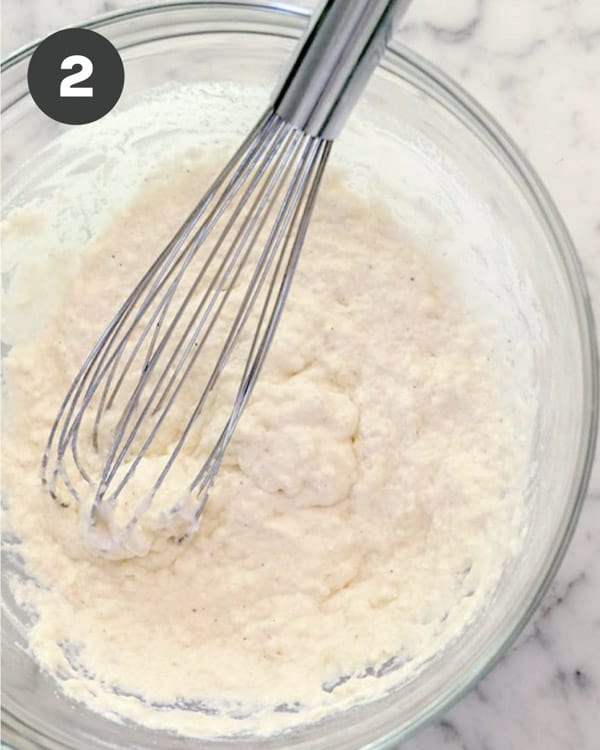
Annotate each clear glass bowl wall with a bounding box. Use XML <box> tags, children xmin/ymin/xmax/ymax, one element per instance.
<box><xmin>1</xmin><ymin>3</ymin><xmax>597</xmax><ymax>750</ymax></box>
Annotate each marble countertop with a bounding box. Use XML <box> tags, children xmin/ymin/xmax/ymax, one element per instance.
<box><xmin>2</xmin><ymin>1</ymin><xmax>599</xmax><ymax>749</ymax></box>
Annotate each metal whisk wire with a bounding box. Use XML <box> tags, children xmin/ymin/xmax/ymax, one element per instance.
<box><xmin>42</xmin><ymin>0</ymin><xmax>411</xmax><ymax>551</ymax></box>
<box><xmin>43</xmin><ymin>113</ymin><xmax>331</xmax><ymax>543</ymax></box>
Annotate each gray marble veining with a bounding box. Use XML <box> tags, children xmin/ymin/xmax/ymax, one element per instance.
<box><xmin>1</xmin><ymin>1</ymin><xmax>599</xmax><ymax>749</ymax></box>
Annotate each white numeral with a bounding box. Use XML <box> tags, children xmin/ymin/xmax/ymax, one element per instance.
<box><xmin>60</xmin><ymin>55</ymin><xmax>94</xmax><ymax>98</ymax></box>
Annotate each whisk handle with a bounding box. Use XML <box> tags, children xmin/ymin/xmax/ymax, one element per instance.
<box><xmin>272</xmin><ymin>0</ymin><xmax>412</xmax><ymax>141</ymax></box>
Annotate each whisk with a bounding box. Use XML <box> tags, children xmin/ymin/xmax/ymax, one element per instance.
<box><xmin>42</xmin><ymin>0</ymin><xmax>412</xmax><ymax>554</ymax></box>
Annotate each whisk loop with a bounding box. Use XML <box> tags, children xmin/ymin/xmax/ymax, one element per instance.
<box><xmin>42</xmin><ymin>112</ymin><xmax>331</xmax><ymax>548</ymax></box>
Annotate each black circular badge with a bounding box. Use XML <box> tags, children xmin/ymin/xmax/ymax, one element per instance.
<box><xmin>28</xmin><ymin>28</ymin><xmax>124</xmax><ymax>125</ymax></box>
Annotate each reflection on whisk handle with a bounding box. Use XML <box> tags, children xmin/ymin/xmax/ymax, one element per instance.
<box><xmin>273</xmin><ymin>0</ymin><xmax>412</xmax><ymax>140</ymax></box>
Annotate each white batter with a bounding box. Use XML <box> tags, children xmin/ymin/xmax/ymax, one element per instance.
<box><xmin>2</xmin><ymin>154</ymin><xmax>526</xmax><ymax>736</ymax></box>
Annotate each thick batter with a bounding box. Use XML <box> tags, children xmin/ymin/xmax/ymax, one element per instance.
<box><xmin>2</xmin><ymin>156</ymin><xmax>525</xmax><ymax>736</ymax></box>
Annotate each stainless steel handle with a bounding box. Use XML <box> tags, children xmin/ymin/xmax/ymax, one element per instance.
<box><xmin>272</xmin><ymin>0</ymin><xmax>412</xmax><ymax>140</ymax></box>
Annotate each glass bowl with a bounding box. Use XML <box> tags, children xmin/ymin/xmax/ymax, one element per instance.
<box><xmin>1</xmin><ymin>2</ymin><xmax>597</xmax><ymax>749</ymax></box>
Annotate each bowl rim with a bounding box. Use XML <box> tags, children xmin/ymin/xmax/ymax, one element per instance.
<box><xmin>1</xmin><ymin>2</ymin><xmax>598</xmax><ymax>749</ymax></box>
